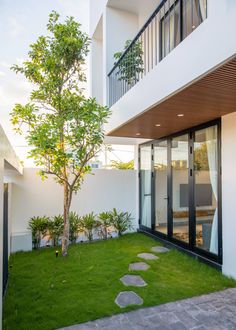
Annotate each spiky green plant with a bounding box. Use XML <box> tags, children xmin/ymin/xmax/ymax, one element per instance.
<box><xmin>98</xmin><ymin>212</ymin><xmax>112</xmax><ymax>240</ymax></box>
<box><xmin>28</xmin><ymin>216</ymin><xmax>49</xmax><ymax>249</ymax></box>
<box><xmin>69</xmin><ymin>212</ymin><xmax>80</xmax><ymax>243</ymax></box>
<box><xmin>109</xmin><ymin>208</ymin><xmax>133</xmax><ymax>237</ymax></box>
<box><xmin>48</xmin><ymin>215</ymin><xmax>64</xmax><ymax>246</ymax></box>
<box><xmin>78</xmin><ymin>213</ymin><xmax>100</xmax><ymax>242</ymax></box>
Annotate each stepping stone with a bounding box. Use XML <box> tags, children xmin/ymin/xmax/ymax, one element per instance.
<box><xmin>120</xmin><ymin>275</ymin><xmax>147</xmax><ymax>287</ymax></box>
<box><xmin>151</xmin><ymin>246</ymin><xmax>170</xmax><ymax>253</ymax></box>
<box><xmin>129</xmin><ymin>262</ymin><xmax>150</xmax><ymax>271</ymax></box>
<box><xmin>115</xmin><ymin>291</ymin><xmax>143</xmax><ymax>308</ymax></box>
<box><xmin>137</xmin><ymin>253</ymin><xmax>159</xmax><ymax>260</ymax></box>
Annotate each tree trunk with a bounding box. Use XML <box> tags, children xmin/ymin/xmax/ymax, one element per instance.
<box><xmin>62</xmin><ymin>182</ymin><xmax>72</xmax><ymax>256</ymax></box>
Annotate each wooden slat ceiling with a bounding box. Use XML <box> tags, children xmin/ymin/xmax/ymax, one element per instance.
<box><xmin>107</xmin><ymin>55</ymin><xmax>236</xmax><ymax>139</ymax></box>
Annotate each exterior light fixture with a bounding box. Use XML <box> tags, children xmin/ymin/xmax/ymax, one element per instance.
<box><xmin>155</xmin><ymin>124</ymin><xmax>161</xmax><ymax>127</ymax></box>
<box><xmin>177</xmin><ymin>114</ymin><xmax>184</xmax><ymax>117</ymax></box>
<box><xmin>136</xmin><ymin>133</ymin><xmax>141</xmax><ymax>136</ymax></box>
<box><xmin>55</xmin><ymin>250</ymin><xmax>59</xmax><ymax>258</ymax></box>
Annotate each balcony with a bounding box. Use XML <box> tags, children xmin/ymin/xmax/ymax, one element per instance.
<box><xmin>108</xmin><ymin>0</ymin><xmax>207</xmax><ymax>107</ymax></box>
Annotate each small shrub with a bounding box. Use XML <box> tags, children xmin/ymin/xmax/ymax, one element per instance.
<box><xmin>69</xmin><ymin>212</ymin><xmax>80</xmax><ymax>243</ymax></box>
<box><xmin>28</xmin><ymin>216</ymin><xmax>49</xmax><ymax>249</ymax></box>
<box><xmin>78</xmin><ymin>213</ymin><xmax>100</xmax><ymax>242</ymax></box>
<box><xmin>109</xmin><ymin>208</ymin><xmax>133</xmax><ymax>237</ymax></box>
<box><xmin>48</xmin><ymin>215</ymin><xmax>64</xmax><ymax>246</ymax></box>
<box><xmin>98</xmin><ymin>212</ymin><xmax>112</xmax><ymax>240</ymax></box>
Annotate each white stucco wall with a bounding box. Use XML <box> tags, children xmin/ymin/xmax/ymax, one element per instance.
<box><xmin>10</xmin><ymin>168</ymin><xmax>138</xmax><ymax>251</ymax></box>
<box><xmin>89</xmin><ymin>0</ymin><xmax>108</xmax><ymax>36</ymax></box>
<box><xmin>222</xmin><ymin>112</ymin><xmax>236</xmax><ymax>279</ymax></box>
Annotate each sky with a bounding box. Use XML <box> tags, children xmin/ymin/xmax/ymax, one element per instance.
<box><xmin>0</xmin><ymin>0</ymin><xmax>90</xmax><ymax>166</ymax></box>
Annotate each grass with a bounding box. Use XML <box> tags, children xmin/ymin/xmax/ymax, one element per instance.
<box><xmin>3</xmin><ymin>233</ymin><xmax>236</xmax><ymax>330</ymax></box>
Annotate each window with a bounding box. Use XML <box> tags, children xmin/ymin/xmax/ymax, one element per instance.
<box><xmin>161</xmin><ymin>1</ymin><xmax>181</xmax><ymax>59</ymax></box>
<box><xmin>161</xmin><ymin>0</ymin><xmax>207</xmax><ymax>59</ymax></box>
<box><xmin>183</xmin><ymin>0</ymin><xmax>207</xmax><ymax>39</ymax></box>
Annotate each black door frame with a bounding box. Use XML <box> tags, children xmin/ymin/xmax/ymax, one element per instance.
<box><xmin>3</xmin><ymin>183</ymin><xmax>9</xmax><ymax>296</ymax></box>
<box><xmin>139</xmin><ymin>119</ymin><xmax>222</xmax><ymax>265</ymax></box>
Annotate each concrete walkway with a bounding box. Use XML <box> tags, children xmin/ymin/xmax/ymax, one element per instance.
<box><xmin>59</xmin><ymin>288</ymin><xmax>236</xmax><ymax>330</ymax></box>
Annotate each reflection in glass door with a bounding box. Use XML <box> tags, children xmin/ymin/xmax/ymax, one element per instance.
<box><xmin>194</xmin><ymin>125</ymin><xmax>218</xmax><ymax>255</ymax></box>
<box><xmin>140</xmin><ymin>145</ymin><xmax>152</xmax><ymax>228</ymax></box>
<box><xmin>154</xmin><ymin>140</ymin><xmax>168</xmax><ymax>235</ymax></box>
<box><xmin>171</xmin><ymin>134</ymin><xmax>189</xmax><ymax>243</ymax></box>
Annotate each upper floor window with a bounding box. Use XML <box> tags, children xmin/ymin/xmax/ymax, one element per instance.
<box><xmin>161</xmin><ymin>0</ymin><xmax>207</xmax><ymax>59</ymax></box>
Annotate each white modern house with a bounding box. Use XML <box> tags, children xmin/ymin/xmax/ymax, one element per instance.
<box><xmin>89</xmin><ymin>0</ymin><xmax>236</xmax><ymax>278</ymax></box>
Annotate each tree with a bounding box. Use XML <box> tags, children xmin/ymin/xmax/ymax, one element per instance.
<box><xmin>110</xmin><ymin>160</ymin><xmax>134</xmax><ymax>170</ymax></box>
<box><xmin>114</xmin><ymin>39</ymin><xmax>144</xmax><ymax>85</ymax></box>
<box><xmin>11</xmin><ymin>11</ymin><xmax>110</xmax><ymax>256</ymax></box>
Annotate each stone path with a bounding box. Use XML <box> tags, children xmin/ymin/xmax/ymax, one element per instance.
<box><xmin>115</xmin><ymin>291</ymin><xmax>143</xmax><ymax>308</ymax></box>
<box><xmin>151</xmin><ymin>246</ymin><xmax>170</xmax><ymax>253</ymax></box>
<box><xmin>129</xmin><ymin>262</ymin><xmax>150</xmax><ymax>271</ymax></box>
<box><xmin>58</xmin><ymin>288</ymin><xmax>236</xmax><ymax>330</ymax></box>
<box><xmin>115</xmin><ymin>245</ymin><xmax>168</xmax><ymax>308</ymax></box>
<box><xmin>137</xmin><ymin>252</ymin><xmax>159</xmax><ymax>260</ymax></box>
<box><xmin>120</xmin><ymin>275</ymin><xmax>147</xmax><ymax>287</ymax></box>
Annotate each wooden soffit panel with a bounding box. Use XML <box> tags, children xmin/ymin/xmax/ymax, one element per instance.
<box><xmin>108</xmin><ymin>55</ymin><xmax>236</xmax><ymax>139</ymax></box>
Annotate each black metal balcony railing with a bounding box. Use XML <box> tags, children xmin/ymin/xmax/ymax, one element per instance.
<box><xmin>108</xmin><ymin>0</ymin><xmax>207</xmax><ymax>107</ymax></box>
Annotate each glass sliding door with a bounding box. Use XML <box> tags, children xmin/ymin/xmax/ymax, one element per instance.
<box><xmin>139</xmin><ymin>121</ymin><xmax>220</xmax><ymax>263</ymax></box>
<box><xmin>154</xmin><ymin>140</ymin><xmax>168</xmax><ymax>235</ymax></box>
<box><xmin>171</xmin><ymin>134</ymin><xmax>189</xmax><ymax>243</ymax></box>
<box><xmin>194</xmin><ymin>125</ymin><xmax>218</xmax><ymax>255</ymax></box>
<box><xmin>140</xmin><ymin>145</ymin><xmax>152</xmax><ymax>228</ymax></box>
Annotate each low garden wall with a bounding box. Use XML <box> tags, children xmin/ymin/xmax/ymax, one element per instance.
<box><xmin>9</xmin><ymin>168</ymin><xmax>138</xmax><ymax>252</ymax></box>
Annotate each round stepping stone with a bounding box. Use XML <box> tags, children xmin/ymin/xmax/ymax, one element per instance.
<box><xmin>129</xmin><ymin>262</ymin><xmax>150</xmax><ymax>271</ymax></box>
<box><xmin>151</xmin><ymin>246</ymin><xmax>170</xmax><ymax>253</ymax></box>
<box><xmin>137</xmin><ymin>253</ymin><xmax>159</xmax><ymax>260</ymax></box>
<box><xmin>120</xmin><ymin>275</ymin><xmax>147</xmax><ymax>287</ymax></box>
<box><xmin>115</xmin><ymin>291</ymin><xmax>143</xmax><ymax>308</ymax></box>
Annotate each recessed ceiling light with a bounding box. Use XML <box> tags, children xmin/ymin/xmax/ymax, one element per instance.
<box><xmin>155</xmin><ymin>124</ymin><xmax>161</xmax><ymax>127</ymax></box>
<box><xmin>136</xmin><ymin>133</ymin><xmax>141</xmax><ymax>136</ymax></box>
<box><xmin>177</xmin><ymin>114</ymin><xmax>184</xmax><ymax>117</ymax></box>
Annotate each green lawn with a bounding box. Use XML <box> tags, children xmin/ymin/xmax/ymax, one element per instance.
<box><xmin>3</xmin><ymin>233</ymin><xmax>236</xmax><ymax>330</ymax></box>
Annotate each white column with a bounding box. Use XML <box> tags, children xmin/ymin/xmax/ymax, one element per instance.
<box><xmin>222</xmin><ymin>112</ymin><xmax>236</xmax><ymax>279</ymax></box>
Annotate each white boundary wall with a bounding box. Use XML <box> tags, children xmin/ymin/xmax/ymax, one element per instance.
<box><xmin>10</xmin><ymin>168</ymin><xmax>138</xmax><ymax>252</ymax></box>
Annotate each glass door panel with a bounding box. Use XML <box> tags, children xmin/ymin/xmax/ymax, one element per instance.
<box><xmin>171</xmin><ymin>134</ymin><xmax>189</xmax><ymax>243</ymax></box>
<box><xmin>154</xmin><ymin>140</ymin><xmax>168</xmax><ymax>235</ymax></box>
<box><xmin>194</xmin><ymin>125</ymin><xmax>218</xmax><ymax>255</ymax></box>
<box><xmin>140</xmin><ymin>145</ymin><xmax>152</xmax><ymax>228</ymax></box>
